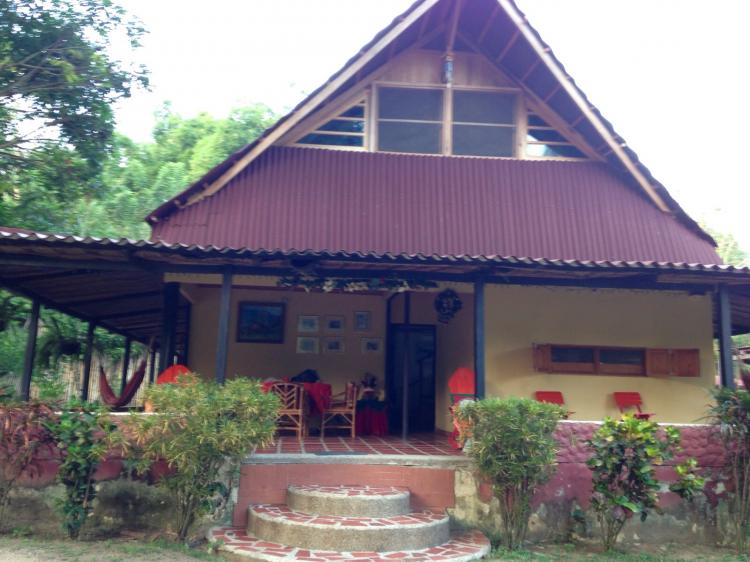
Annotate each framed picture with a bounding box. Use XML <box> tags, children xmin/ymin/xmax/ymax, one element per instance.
<box><xmin>361</xmin><ymin>337</ymin><xmax>382</xmax><ymax>354</ymax></box>
<box><xmin>324</xmin><ymin>315</ymin><xmax>345</xmax><ymax>333</ymax></box>
<box><xmin>296</xmin><ymin>336</ymin><xmax>319</xmax><ymax>354</ymax></box>
<box><xmin>236</xmin><ymin>302</ymin><xmax>285</xmax><ymax>343</ymax></box>
<box><xmin>354</xmin><ymin>311</ymin><xmax>372</xmax><ymax>332</ymax></box>
<box><xmin>323</xmin><ymin>337</ymin><xmax>345</xmax><ymax>354</ymax></box>
<box><xmin>297</xmin><ymin>315</ymin><xmax>320</xmax><ymax>333</ymax></box>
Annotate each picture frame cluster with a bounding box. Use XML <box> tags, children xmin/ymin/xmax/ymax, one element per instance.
<box><xmin>294</xmin><ymin>311</ymin><xmax>381</xmax><ymax>355</ymax></box>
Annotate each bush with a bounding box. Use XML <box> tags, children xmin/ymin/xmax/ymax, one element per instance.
<box><xmin>0</xmin><ymin>401</ymin><xmax>56</xmax><ymax>529</ymax></box>
<box><xmin>46</xmin><ymin>400</ymin><xmax>117</xmax><ymax>539</ymax></box>
<box><xmin>710</xmin><ymin>387</ymin><xmax>750</xmax><ymax>552</ymax></box>
<box><xmin>455</xmin><ymin>397</ymin><xmax>564</xmax><ymax>550</ymax></box>
<box><xmin>586</xmin><ymin>415</ymin><xmax>704</xmax><ymax>551</ymax></box>
<box><xmin>126</xmin><ymin>373</ymin><xmax>279</xmax><ymax>542</ymax></box>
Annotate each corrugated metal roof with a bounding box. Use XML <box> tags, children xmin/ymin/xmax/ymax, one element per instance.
<box><xmin>150</xmin><ymin>147</ymin><xmax>721</xmax><ymax>265</ymax></box>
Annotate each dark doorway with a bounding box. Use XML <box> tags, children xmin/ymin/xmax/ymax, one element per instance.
<box><xmin>387</xmin><ymin>324</ymin><xmax>436</xmax><ymax>435</ymax></box>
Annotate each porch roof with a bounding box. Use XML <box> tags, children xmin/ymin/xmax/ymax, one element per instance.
<box><xmin>1</xmin><ymin>227</ymin><xmax>750</xmax><ymax>339</ymax></box>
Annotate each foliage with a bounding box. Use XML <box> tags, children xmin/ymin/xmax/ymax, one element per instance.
<box><xmin>125</xmin><ymin>373</ymin><xmax>279</xmax><ymax>541</ymax></box>
<box><xmin>0</xmin><ymin>401</ymin><xmax>55</xmax><ymax>529</ymax></box>
<box><xmin>710</xmin><ymin>387</ymin><xmax>750</xmax><ymax>552</ymax></box>
<box><xmin>45</xmin><ymin>400</ymin><xmax>116</xmax><ymax>539</ymax></box>
<box><xmin>278</xmin><ymin>274</ymin><xmax>438</xmax><ymax>293</ymax></box>
<box><xmin>586</xmin><ymin>415</ymin><xmax>704</xmax><ymax>551</ymax></box>
<box><xmin>455</xmin><ymin>397</ymin><xmax>564</xmax><ymax>550</ymax></box>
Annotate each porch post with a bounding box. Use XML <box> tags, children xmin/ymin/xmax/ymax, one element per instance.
<box><xmin>20</xmin><ymin>299</ymin><xmax>40</xmax><ymax>401</ymax></box>
<box><xmin>474</xmin><ymin>279</ymin><xmax>486</xmax><ymax>399</ymax></box>
<box><xmin>215</xmin><ymin>269</ymin><xmax>233</xmax><ymax>384</ymax></box>
<box><xmin>401</xmin><ymin>292</ymin><xmax>411</xmax><ymax>440</ymax></box>
<box><xmin>158</xmin><ymin>282</ymin><xmax>179</xmax><ymax>374</ymax></box>
<box><xmin>80</xmin><ymin>321</ymin><xmax>95</xmax><ymax>401</ymax></box>
<box><xmin>148</xmin><ymin>347</ymin><xmax>157</xmax><ymax>384</ymax></box>
<box><xmin>717</xmin><ymin>284</ymin><xmax>736</xmax><ymax>389</ymax></box>
<box><xmin>120</xmin><ymin>337</ymin><xmax>132</xmax><ymax>393</ymax></box>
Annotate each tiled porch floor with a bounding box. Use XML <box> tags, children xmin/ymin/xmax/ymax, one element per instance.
<box><xmin>255</xmin><ymin>433</ymin><xmax>463</xmax><ymax>456</ymax></box>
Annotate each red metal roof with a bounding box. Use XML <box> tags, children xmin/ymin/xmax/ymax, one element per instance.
<box><xmin>150</xmin><ymin>147</ymin><xmax>720</xmax><ymax>265</ymax></box>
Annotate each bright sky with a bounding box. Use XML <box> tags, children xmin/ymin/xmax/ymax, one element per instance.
<box><xmin>113</xmin><ymin>0</ymin><xmax>750</xmax><ymax>252</ymax></box>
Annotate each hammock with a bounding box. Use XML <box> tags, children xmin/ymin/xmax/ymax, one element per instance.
<box><xmin>99</xmin><ymin>359</ymin><xmax>147</xmax><ymax>408</ymax></box>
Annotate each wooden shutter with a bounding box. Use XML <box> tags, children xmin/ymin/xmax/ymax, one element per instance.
<box><xmin>672</xmin><ymin>349</ymin><xmax>700</xmax><ymax>377</ymax></box>
<box><xmin>533</xmin><ymin>344</ymin><xmax>551</xmax><ymax>372</ymax></box>
<box><xmin>645</xmin><ymin>349</ymin><xmax>672</xmax><ymax>377</ymax></box>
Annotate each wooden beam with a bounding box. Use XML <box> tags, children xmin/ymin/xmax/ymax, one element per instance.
<box><xmin>495</xmin><ymin>29</ymin><xmax>520</xmax><ymax>62</ymax></box>
<box><xmin>477</xmin><ymin>5</ymin><xmax>500</xmax><ymax>45</ymax></box>
<box><xmin>158</xmin><ymin>283</ymin><xmax>179</xmax><ymax>374</ymax></box>
<box><xmin>473</xmin><ymin>279</ymin><xmax>486</xmax><ymax>399</ymax></box>
<box><xmin>214</xmin><ymin>270</ymin><xmax>233</xmax><ymax>384</ymax></box>
<box><xmin>20</xmin><ymin>299</ymin><xmax>40</xmax><ymax>401</ymax></box>
<box><xmin>80</xmin><ymin>321</ymin><xmax>95</xmax><ymax>401</ymax></box>
<box><xmin>445</xmin><ymin>0</ymin><xmax>462</xmax><ymax>54</ymax></box>
<box><xmin>718</xmin><ymin>285</ymin><xmax>736</xmax><ymax>388</ymax></box>
<box><xmin>120</xmin><ymin>338</ymin><xmax>132</xmax><ymax>393</ymax></box>
<box><xmin>99</xmin><ymin>308</ymin><xmax>161</xmax><ymax>320</ymax></box>
<box><xmin>65</xmin><ymin>290</ymin><xmax>161</xmax><ymax>307</ymax></box>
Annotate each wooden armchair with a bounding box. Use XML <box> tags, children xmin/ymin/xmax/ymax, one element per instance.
<box><xmin>269</xmin><ymin>382</ymin><xmax>306</xmax><ymax>439</ymax></box>
<box><xmin>321</xmin><ymin>382</ymin><xmax>359</xmax><ymax>438</ymax></box>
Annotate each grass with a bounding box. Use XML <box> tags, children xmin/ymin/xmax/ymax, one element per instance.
<box><xmin>487</xmin><ymin>543</ymin><xmax>750</xmax><ymax>562</ymax></box>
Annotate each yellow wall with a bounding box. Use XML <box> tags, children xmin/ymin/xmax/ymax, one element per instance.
<box><xmin>484</xmin><ymin>285</ymin><xmax>716</xmax><ymax>423</ymax></box>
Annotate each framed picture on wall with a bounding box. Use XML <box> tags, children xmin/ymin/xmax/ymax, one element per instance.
<box><xmin>297</xmin><ymin>315</ymin><xmax>320</xmax><ymax>333</ymax></box>
<box><xmin>323</xmin><ymin>337</ymin><xmax>345</xmax><ymax>354</ymax></box>
<box><xmin>296</xmin><ymin>336</ymin><xmax>320</xmax><ymax>354</ymax></box>
<box><xmin>324</xmin><ymin>315</ymin><xmax>345</xmax><ymax>333</ymax></box>
<box><xmin>361</xmin><ymin>337</ymin><xmax>382</xmax><ymax>354</ymax></box>
<box><xmin>354</xmin><ymin>311</ymin><xmax>372</xmax><ymax>332</ymax></box>
<box><xmin>236</xmin><ymin>302</ymin><xmax>285</xmax><ymax>343</ymax></box>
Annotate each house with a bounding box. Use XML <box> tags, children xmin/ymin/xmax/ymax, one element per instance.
<box><xmin>2</xmin><ymin>0</ymin><xmax>750</xmax><ymax>432</ymax></box>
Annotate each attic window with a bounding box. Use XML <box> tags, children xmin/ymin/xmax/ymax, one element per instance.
<box><xmin>297</xmin><ymin>102</ymin><xmax>366</xmax><ymax>148</ymax></box>
<box><xmin>378</xmin><ymin>87</ymin><xmax>443</xmax><ymax>154</ymax></box>
<box><xmin>526</xmin><ymin>113</ymin><xmax>586</xmax><ymax>159</ymax></box>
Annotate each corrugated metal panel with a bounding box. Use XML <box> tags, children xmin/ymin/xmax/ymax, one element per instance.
<box><xmin>152</xmin><ymin>147</ymin><xmax>721</xmax><ymax>265</ymax></box>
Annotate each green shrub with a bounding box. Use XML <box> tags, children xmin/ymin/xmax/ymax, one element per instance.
<box><xmin>586</xmin><ymin>415</ymin><xmax>704</xmax><ymax>551</ymax></box>
<box><xmin>710</xmin><ymin>387</ymin><xmax>750</xmax><ymax>552</ymax></box>
<box><xmin>455</xmin><ymin>397</ymin><xmax>564</xmax><ymax>550</ymax></box>
<box><xmin>126</xmin><ymin>373</ymin><xmax>279</xmax><ymax>542</ymax></box>
<box><xmin>46</xmin><ymin>400</ymin><xmax>116</xmax><ymax>539</ymax></box>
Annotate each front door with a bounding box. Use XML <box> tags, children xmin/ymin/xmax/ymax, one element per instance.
<box><xmin>387</xmin><ymin>324</ymin><xmax>436</xmax><ymax>434</ymax></box>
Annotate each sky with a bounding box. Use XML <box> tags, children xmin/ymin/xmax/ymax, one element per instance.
<box><xmin>112</xmin><ymin>0</ymin><xmax>749</xmax><ymax>252</ymax></box>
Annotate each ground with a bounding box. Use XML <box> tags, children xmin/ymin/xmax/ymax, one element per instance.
<box><xmin>488</xmin><ymin>542</ymin><xmax>749</xmax><ymax>561</ymax></box>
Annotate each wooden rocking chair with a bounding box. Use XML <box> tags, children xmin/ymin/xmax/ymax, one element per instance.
<box><xmin>269</xmin><ymin>382</ymin><xmax>306</xmax><ymax>440</ymax></box>
<box><xmin>321</xmin><ymin>382</ymin><xmax>359</xmax><ymax>438</ymax></box>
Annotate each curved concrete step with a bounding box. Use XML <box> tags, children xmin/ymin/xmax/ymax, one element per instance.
<box><xmin>209</xmin><ymin>525</ymin><xmax>490</xmax><ymax>562</ymax></box>
<box><xmin>287</xmin><ymin>484</ymin><xmax>410</xmax><ymax>517</ymax></box>
<box><xmin>247</xmin><ymin>504</ymin><xmax>450</xmax><ymax>552</ymax></box>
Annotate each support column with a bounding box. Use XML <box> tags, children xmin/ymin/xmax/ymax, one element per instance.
<box><xmin>158</xmin><ymin>282</ymin><xmax>179</xmax><ymax>374</ymax></box>
<box><xmin>80</xmin><ymin>321</ymin><xmax>95</xmax><ymax>401</ymax></box>
<box><xmin>718</xmin><ymin>284</ymin><xmax>736</xmax><ymax>389</ymax></box>
<box><xmin>474</xmin><ymin>279</ymin><xmax>486</xmax><ymax>399</ymax></box>
<box><xmin>215</xmin><ymin>269</ymin><xmax>233</xmax><ymax>384</ymax></box>
<box><xmin>120</xmin><ymin>338</ymin><xmax>131</xmax><ymax>393</ymax></box>
<box><xmin>148</xmin><ymin>347</ymin><xmax>157</xmax><ymax>384</ymax></box>
<box><xmin>401</xmin><ymin>292</ymin><xmax>411</xmax><ymax>440</ymax></box>
<box><xmin>21</xmin><ymin>299</ymin><xmax>40</xmax><ymax>401</ymax></box>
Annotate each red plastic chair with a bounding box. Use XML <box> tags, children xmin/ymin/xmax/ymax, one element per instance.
<box><xmin>613</xmin><ymin>392</ymin><xmax>653</xmax><ymax>420</ymax></box>
<box><xmin>534</xmin><ymin>391</ymin><xmax>565</xmax><ymax>405</ymax></box>
<box><xmin>447</xmin><ymin>367</ymin><xmax>476</xmax><ymax>449</ymax></box>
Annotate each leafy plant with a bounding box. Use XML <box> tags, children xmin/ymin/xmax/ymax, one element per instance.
<box><xmin>125</xmin><ymin>373</ymin><xmax>279</xmax><ymax>541</ymax></box>
<box><xmin>46</xmin><ymin>400</ymin><xmax>117</xmax><ymax>539</ymax></box>
<box><xmin>455</xmin><ymin>397</ymin><xmax>564</xmax><ymax>550</ymax></box>
<box><xmin>0</xmin><ymin>401</ymin><xmax>56</xmax><ymax>529</ymax></box>
<box><xmin>710</xmin><ymin>387</ymin><xmax>750</xmax><ymax>552</ymax></box>
<box><xmin>586</xmin><ymin>415</ymin><xmax>704</xmax><ymax>551</ymax></box>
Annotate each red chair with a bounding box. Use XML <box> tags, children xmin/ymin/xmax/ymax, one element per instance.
<box><xmin>613</xmin><ymin>392</ymin><xmax>653</xmax><ymax>420</ymax></box>
<box><xmin>534</xmin><ymin>391</ymin><xmax>565</xmax><ymax>406</ymax></box>
<box><xmin>448</xmin><ymin>367</ymin><xmax>476</xmax><ymax>449</ymax></box>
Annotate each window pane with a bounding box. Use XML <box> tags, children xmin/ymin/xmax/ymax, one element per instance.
<box><xmin>528</xmin><ymin>114</ymin><xmax>549</xmax><ymax>127</ymax></box>
<box><xmin>298</xmin><ymin>133</ymin><xmax>363</xmax><ymax>147</ymax></box>
<box><xmin>453</xmin><ymin>91</ymin><xmax>515</xmax><ymax>124</ymax></box>
<box><xmin>378</xmin><ymin>87</ymin><xmax>443</xmax><ymax>121</ymax></box>
<box><xmin>318</xmin><ymin>119</ymin><xmax>365</xmax><ymax>133</ymax></box>
<box><xmin>526</xmin><ymin>143</ymin><xmax>585</xmax><ymax>158</ymax></box>
<box><xmin>378</xmin><ymin>121</ymin><xmax>441</xmax><ymax>154</ymax></box>
<box><xmin>527</xmin><ymin>129</ymin><xmax>568</xmax><ymax>143</ymax></box>
<box><xmin>452</xmin><ymin>125</ymin><xmax>514</xmax><ymax>157</ymax></box>
<box><xmin>600</xmin><ymin>348</ymin><xmax>645</xmax><ymax>366</ymax></box>
<box><xmin>551</xmin><ymin>346</ymin><xmax>594</xmax><ymax>364</ymax></box>
<box><xmin>340</xmin><ymin>106</ymin><xmax>365</xmax><ymax>118</ymax></box>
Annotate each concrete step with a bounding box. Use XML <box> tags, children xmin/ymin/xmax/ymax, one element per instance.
<box><xmin>287</xmin><ymin>484</ymin><xmax>411</xmax><ymax>517</ymax></box>
<box><xmin>247</xmin><ymin>504</ymin><xmax>451</xmax><ymax>552</ymax></box>
<box><xmin>209</xmin><ymin>525</ymin><xmax>490</xmax><ymax>561</ymax></box>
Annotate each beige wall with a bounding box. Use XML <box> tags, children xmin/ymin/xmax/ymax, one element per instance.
<box><xmin>484</xmin><ymin>285</ymin><xmax>716</xmax><ymax>423</ymax></box>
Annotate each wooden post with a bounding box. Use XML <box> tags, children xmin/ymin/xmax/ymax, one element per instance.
<box><xmin>474</xmin><ymin>279</ymin><xmax>486</xmax><ymax>399</ymax></box>
<box><xmin>158</xmin><ymin>282</ymin><xmax>179</xmax><ymax>374</ymax></box>
<box><xmin>120</xmin><ymin>338</ymin><xmax>131</xmax><ymax>393</ymax></box>
<box><xmin>20</xmin><ymin>299</ymin><xmax>40</xmax><ymax>401</ymax></box>
<box><xmin>148</xmin><ymin>347</ymin><xmax>157</xmax><ymax>384</ymax></box>
<box><xmin>215</xmin><ymin>269</ymin><xmax>233</xmax><ymax>384</ymax></box>
<box><xmin>182</xmin><ymin>302</ymin><xmax>192</xmax><ymax>366</ymax></box>
<box><xmin>401</xmin><ymin>292</ymin><xmax>411</xmax><ymax>440</ymax></box>
<box><xmin>718</xmin><ymin>285</ymin><xmax>736</xmax><ymax>389</ymax></box>
<box><xmin>80</xmin><ymin>322</ymin><xmax>95</xmax><ymax>401</ymax></box>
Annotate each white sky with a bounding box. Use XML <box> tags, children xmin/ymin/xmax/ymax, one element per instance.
<box><xmin>113</xmin><ymin>0</ymin><xmax>750</xmax><ymax>252</ymax></box>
